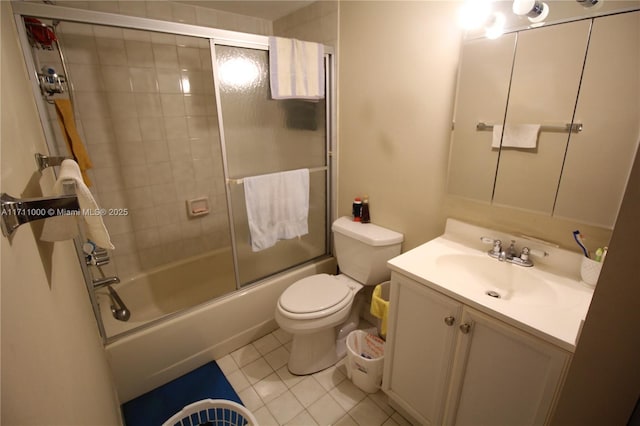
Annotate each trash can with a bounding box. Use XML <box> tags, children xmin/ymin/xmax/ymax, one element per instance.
<box><xmin>345</xmin><ymin>330</ymin><xmax>385</xmax><ymax>393</ymax></box>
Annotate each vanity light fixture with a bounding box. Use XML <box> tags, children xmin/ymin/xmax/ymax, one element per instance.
<box><xmin>458</xmin><ymin>0</ymin><xmax>493</xmax><ymax>30</ymax></box>
<box><xmin>577</xmin><ymin>0</ymin><xmax>603</xmax><ymax>8</ymax></box>
<box><xmin>485</xmin><ymin>12</ymin><xmax>506</xmax><ymax>39</ymax></box>
<box><xmin>512</xmin><ymin>0</ymin><xmax>550</xmax><ymax>23</ymax></box>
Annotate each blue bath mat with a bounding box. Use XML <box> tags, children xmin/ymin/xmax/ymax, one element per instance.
<box><xmin>122</xmin><ymin>361</ymin><xmax>242</xmax><ymax>426</ymax></box>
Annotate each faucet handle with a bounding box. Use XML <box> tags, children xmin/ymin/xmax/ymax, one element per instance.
<box><xmin>520</xmin><ymin>247</ymin><xmax>530</xmax><ymax>261</ymax></box>
<box><xmin>480</xmin><ymin>237</ymin><xmax>502</xmax><ymax>254</ymax></box>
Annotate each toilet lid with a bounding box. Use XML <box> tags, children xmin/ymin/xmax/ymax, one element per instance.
<box><xmin>279</xmin><ymin>274</ymin><xmax>351</xmax><ymax>314</ymax></box>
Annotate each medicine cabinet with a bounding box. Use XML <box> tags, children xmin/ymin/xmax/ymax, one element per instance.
<box><xmin>447</xmin><ymin>11</ymin><xmax>640</xmax><ymax>229</ymax></box>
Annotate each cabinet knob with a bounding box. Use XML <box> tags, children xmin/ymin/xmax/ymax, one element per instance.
<box><xmin>444</xmin><ymin>316</ymin><xmax>455</xmax><ymax>326</ymax></box>
<box><xmin>459</xmin><ymin>323</ymin><xmax>472</xmax><ymax>334</ymax></box>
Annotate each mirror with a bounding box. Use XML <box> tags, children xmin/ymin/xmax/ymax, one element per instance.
<box><xmin>448</xmin><ymin>10</ymin><xmax>640</xmax><ymax>229</ymax></box>
<box><xmin>492</xmin><ymin>20</ymin><xmax>590</xmax><ymax>214</ymax></box>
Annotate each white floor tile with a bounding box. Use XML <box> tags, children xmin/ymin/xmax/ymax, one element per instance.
<box><xmin>238</xmin><ymin>386</ymin><xmax>264</xmax><ymax>412</ymax></box>
<box><xmin>334</xmin><ymin>413</ymin><xmax>359</xmax><ymax>426</ymax></box>
<box><xmin>276</xmin><ymin>365</ymin><xmax>305</xmax><ymax>389</ymax></box>
<box><xmin>290</xmin><ymin>376</ymin><xmax>326</xmax><ymax>408</ymax></box>
<box><xmin>266</xmin><ymin>390</ymin><xmax>305</xmax><ymax>425</ymax></box>
<box><xmin>369</xmin><ymin>390</ymin><xmax>395</xmax><ymax>415</ymax></box>
<box><xmin>329</xmin><ymin>379</ymin><xmax>366</xmax><ymax>412</ymax></box>
<box><xmin>222</xmin><ymin>327</ymin><xmax>400</xmax><ymax>426</ymax></box>
<box><xmin>253</xmin><ymin>333</ymin><xmax>281</xmax><ymax>356</ymax></box>
<box><xmin>226</xmin><ymin>369</ymin><xmax>250</xmax><ymax>393</ymax></box>
<box><xmin>254</xmin><ymin>372</ymin><xmax>288</xmax><ymax>403</ymax></box>
<box><xmin>313</xmin><ymin>364</ymin><xmax>346</xmax><ymax>391</ymax></box>
<box><xmin>272</xmin><ymin>328</ymin><xmax>293</xmax><ymax>345</ymax></box>
<box><xmin>307</xmin><ymin>393</ymin><xmax>347</xmax><ymax>425</ymax></box>
<box><xmin>382</xmin><ymin>417</ymin><xmax>401</xmax><ymax>426</ymax></box>
<box><xmin>348</xmin><ymin>397</ymin><xmax>390</xmax><ymax>426</ymax></box>
<box><xmin>230</xmin><ymin>343</ymin><xmax>261</xmax><ymax>367</ymax></box>
<box><xmin>242</xmin><ymin>357</ymin><xmax>274</xmax><ymax>385</ymax></box>
<box><xmin>284</xmin><ymin>409</ymin><xmax>318</xmax><ymax>426</ymax></box>
<box><xmin>253</xmin><ymin>405</ymin><xmax>279</xmax><ymax>426</ymax></box>
<box><xmin>215</xmin><ymin>354</ymin><xmax>238</xmax><ymax>375</ymax></box>
<box><xmin>264</xmin><ymin>346</ymin><xmax>290</xmax><ymax>371</ymax></box>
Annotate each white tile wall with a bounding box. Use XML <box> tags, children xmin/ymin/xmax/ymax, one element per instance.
<box><xmin>36</xmin><ymin>16</ymin><xmax>235</xmax><ymax>280</ymax></box>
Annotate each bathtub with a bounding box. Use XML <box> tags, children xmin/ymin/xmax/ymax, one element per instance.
<box><xmin>102</xmin><ymin>253</ymin><xmax>336</xmax><ymax>403</ymax></box>
<box><xmin>97</xmin><ymin>247</ymin><xmax>237</xmax><ymax>338</ymax></box>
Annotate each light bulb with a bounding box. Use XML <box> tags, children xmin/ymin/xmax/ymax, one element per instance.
<box><xmin>485</xmin><ymin>12</ymin><xmax>506</xmax><ymax>39</ymax></box>
<box><xmin>458</xmin><ymin>0</ymin><xmax>493</xmax><ymax>30</ymax></box>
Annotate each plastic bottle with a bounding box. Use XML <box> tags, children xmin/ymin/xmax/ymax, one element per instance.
<box><xmin>361</xmin><ymin>195</ymin><xmax>370</xmax><ymax>223</ymax></box>
<box><xmin>352</xmin><ymin>197</ymin><xmax>362</xmax><ymax>221</ymax></box>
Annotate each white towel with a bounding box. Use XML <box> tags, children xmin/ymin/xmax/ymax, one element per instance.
<box><xmin>243</xmin><ymin>169</ymin><xmax>309</xmax><ymax>252</ymax></box>
<box><xmin>269</xmin><ymin>36</ymin><xmax>324</xmax><ymax>100</ymax></box>
<box><xmin>492</xmin><ymin>124</ymin><xmax>540</xmax><ymax>148</ymax></box>
<box><xmin>41</xmin><ymin>159</ymin><xmax>114</xmax><ymax>249</ymax></box>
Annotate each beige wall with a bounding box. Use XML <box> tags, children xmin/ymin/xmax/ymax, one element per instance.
<box><xmin>0</xmin><ymin>2</ymin><xmax>121</xmax><ymax>424</ymax></box>
<box><xmin>338</xmin><ymin>0</ymin><xmax>462</xmax><ymax>250</ymax></box>
<box><xmin>551</xmin><ymin>139</ymin><xmax>640</xmax><ymax>424</ymax></box>
<box><xmin>338</xmin><ymin>2</ymin><xmax>640</xmax><ymax>423</ymax></box>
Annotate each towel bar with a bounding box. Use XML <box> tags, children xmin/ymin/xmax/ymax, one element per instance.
<box><xmin>35</xmin><ymin>153</ymin><xmax>71</xmax><ymax>171</ymax></box>
<box><xmin>1</xmin><ymin>180</ymin><xmax>78</xmax><ymax>238</ymax></box>
<box><xmin>476</xmin><ymin>122</ymin><xmax>583</xmax><ymax>133</ymax></box>
<box><xmin>227</xmin><ymin>166</ymin><xmax>328</xmax><ymax>185</ymax></box>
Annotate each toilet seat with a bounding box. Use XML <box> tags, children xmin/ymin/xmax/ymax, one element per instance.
<box><xmin>278</xmin><ymin>274</ymin><xmax>352</xmax><ymax>320</ymax></box>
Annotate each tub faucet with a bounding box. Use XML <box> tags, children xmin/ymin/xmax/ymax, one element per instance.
<box><xmin>92</xmin><ymin>276</ymin><xmax>120</xmax><ymax>289</ymax></box>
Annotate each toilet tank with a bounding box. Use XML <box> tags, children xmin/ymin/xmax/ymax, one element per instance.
<box><xmin>332</xmin><ymin>217</ymin><xmax>403</xmax><ymax>286</ymax></box>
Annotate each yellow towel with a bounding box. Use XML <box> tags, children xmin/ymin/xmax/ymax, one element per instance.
<box><xmin>54</xmin><ymin>99</ymin><xmax>93</xmax><ymax>186</ymax></box>
<box><xmin>370</xmin><ymin>283</ymin><xmax>390</xmax><ymax>338</ymax></box>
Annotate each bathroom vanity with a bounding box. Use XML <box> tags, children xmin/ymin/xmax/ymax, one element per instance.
<box><xmin>382</xmin><ymin>219</ymin><xmax>594</xmax><ymax>425</ymax></box>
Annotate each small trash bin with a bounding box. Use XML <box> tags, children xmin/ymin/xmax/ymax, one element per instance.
<box><xmin>345</xmin><ymin>330</ymin><xmax>385</xmax><ymax>393</ymax></box>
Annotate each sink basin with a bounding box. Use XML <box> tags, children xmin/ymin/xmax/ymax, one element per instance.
<box><xmin>435</xmin><ymin>254</ymin><xmax>558</xmax><ymax>306</ymax></box>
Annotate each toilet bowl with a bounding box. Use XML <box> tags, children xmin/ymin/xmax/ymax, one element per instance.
<box><xmin>276</xmin><ymin>274</ymin><xmax>362</xmax><ymax>375</ymax></box>
<box><xmin>275</xmin><ymin>217</ymin><xmax>403</xmax><ymax>375</ymax></box>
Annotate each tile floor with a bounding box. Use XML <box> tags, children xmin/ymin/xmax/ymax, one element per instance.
<box><xmin>216</xmin><ymin>328</ymin><xmax>411</xmax><ymax>426</ymax></box>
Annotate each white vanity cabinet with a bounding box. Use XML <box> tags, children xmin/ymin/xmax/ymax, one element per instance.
<box><xmin>383</xmin><ymin>272</ymin><xmax>571</xmax><ymax>425</ymax></box>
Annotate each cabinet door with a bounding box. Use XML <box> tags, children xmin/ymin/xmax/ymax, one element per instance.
<box><xmin>492</xmin><ymin>20</ymin><xmax>591</xmax><ymax>214</ymax></box>
<box><xmin>445</xmin><ymin>308</ymin><xmax>570</xmax><ymax>425</ymax></box>
<box><xmin>383</xmin><ymin>274</ymin><xmax>463</xmax><ymax>425</ymax></box>
<box><xmin>553</xmin><ymin>11</ymin><xmax>640</xmax><ymax>227</ymax></box>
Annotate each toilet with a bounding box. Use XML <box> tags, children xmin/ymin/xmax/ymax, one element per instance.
<box><xmin>275</xmin><ymin>216</ymin><xmax>403</xmax><ymax>375</ymax></box>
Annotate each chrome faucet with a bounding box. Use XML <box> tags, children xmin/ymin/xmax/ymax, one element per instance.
<box><xmin>92</xmin><ymin>276</ymin><xmax>120</xmax><ymax>289</ymax></box>
<box><xmin>481</xmin><ymin>237</ymin><xmax>534</xmax><ymax>267</ymax></box>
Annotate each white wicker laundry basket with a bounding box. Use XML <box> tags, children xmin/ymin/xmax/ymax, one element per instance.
<box><xmin>162</xmin><ymin>399</ymin><xmax>258</xmax><ymax>426</ymax></box>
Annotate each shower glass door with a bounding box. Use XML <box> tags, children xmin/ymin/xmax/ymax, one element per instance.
<box><xmin>215</xmin><ymin>45</ymin><xmax>329</xmax><ymax>286</ymax></box>
<box><xmin>22</xmin><ymin>17</ymin><xmax>237</xmax><ymax>339</ymax></box>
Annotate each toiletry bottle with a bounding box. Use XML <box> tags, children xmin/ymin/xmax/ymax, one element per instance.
<box><xmin>361</xmin><ymin>195</ymin><xmax>370</xmax><ymax>223</ymax></box>
<box><xmin>352</xmin><ymin>197</ymin><xmax>362</xmax><ymax>221</ymax></box>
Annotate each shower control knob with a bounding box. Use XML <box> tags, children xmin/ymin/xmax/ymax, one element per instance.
<box><xmin>444</xmin><ymin>316</ymin><xmax>455</xmax><ymax>326</ymax></box>
<box><xmin>459</xmin><ymin>323</ymin><xmax>472</xmax><ymax>334</ymax></box>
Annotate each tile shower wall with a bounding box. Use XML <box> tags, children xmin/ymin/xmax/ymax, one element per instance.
<box><xmin>47</xmin><ymin>0</ymin><xmax>273</xmax><ymax>36</ymax></box>
<box><xmin>273</xmin><ymin>1</ymin><xmax>338</xmax><ymax>48</ymax></box>
<box><xmin>36</xmin><ymin>22</ymin><xmax>228</xmax><ymax>280</ymax></box>
<box><xmin>29</xmin><ymin>1</ymin><xmax>272</xmax><ymax>280</ymax></box>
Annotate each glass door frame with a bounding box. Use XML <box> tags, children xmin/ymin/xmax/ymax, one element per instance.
<box><xmin>12</xmin><ymin>1</ymin><xmax>336</xmax><ymax>341</ymax></box>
